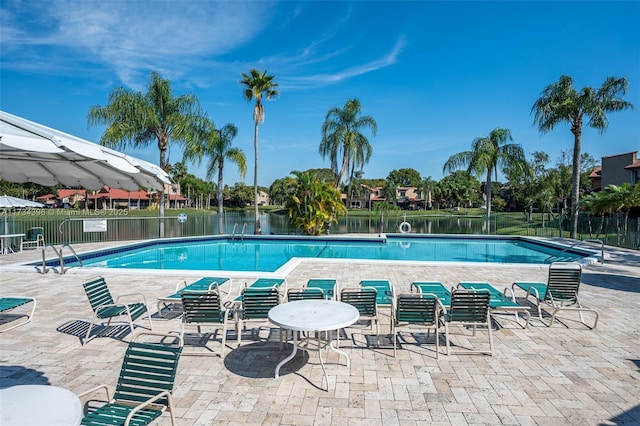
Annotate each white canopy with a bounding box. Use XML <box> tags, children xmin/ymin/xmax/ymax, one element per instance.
<box><xmin>0</xmin><ymin>111</ymin><xmax>172</xmax><ymax>191</ymax></box>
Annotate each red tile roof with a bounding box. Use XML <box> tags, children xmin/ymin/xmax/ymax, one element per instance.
<box><xmin>589</xmin><ymin>166</ymin><xmax>602</xmax><ymax>178</ymax></box>
<box><xmin>624</xmin><ymin>160</ymin><xmax>640</xmax><ymax>169</ymax></box>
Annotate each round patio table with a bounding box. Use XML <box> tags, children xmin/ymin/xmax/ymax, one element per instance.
<box><xmin>268</xmin><ymin>299</ymin><xmax>359</xmax><ymax>390</ymax></box>
<box><xmin>0</xmin><ymin>384</ymin><xmax>83</xmax><ymax>426</ymax></box>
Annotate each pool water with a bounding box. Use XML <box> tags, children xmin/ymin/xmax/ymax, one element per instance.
<box><xmin>66</xmin><ymin>235</ymin><xmax>587</xmax><ymax>273</ymax></box>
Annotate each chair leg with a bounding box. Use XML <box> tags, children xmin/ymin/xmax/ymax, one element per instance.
<box><xmin>393</xmin><ymin>326</ymin><xmax>397</xmax><ymax>358</ymax></box>
<box><xmin>146</xmin><ymin>310</ymin><xmax>153</xmax><ymax>330</ymax></box>
<box><xmin>85</xmin><ymin>320</ymin><xmax>95</xmax><ymax>343</ymax></box>
<box><xmin>221</xmin><ymin>320</ymin><xmax>228</xmax><ymax>358</ymax></box>
<box><xmin>487</xmin><ymin>313</ymin><xmax>493</xmax><ymax>356</ymax></box>
<box><xmin>444</xmin><ymin>323</ymin><xmax>451</xmax><ymax>356</ymax></box>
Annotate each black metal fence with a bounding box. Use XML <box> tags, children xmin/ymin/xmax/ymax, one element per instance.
<box><xmin>4</xmin><ymin>210</ymin><xmax>638</xmax><ymax>251</ymax></box>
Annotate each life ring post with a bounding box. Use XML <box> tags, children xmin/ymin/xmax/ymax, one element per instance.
<box><xmin>399</xmin><ymin>221</ymin><xmax>411</xmax><ymax>233</ymax></box>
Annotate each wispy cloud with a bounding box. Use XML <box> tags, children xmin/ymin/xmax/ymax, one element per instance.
<box><xmin>1</xmin><ymin>0</ymin><xmax>405</xmax><ymax>91</ymax></box>
<box><xmin>279</xmin><ymin>37</ymin><xmax>406</xmax><ymax>90</ymax></box>
<box><xmin>1</xmin><ymin>0</ymin><xmax>275</xmax><ymax>88</ymax></box>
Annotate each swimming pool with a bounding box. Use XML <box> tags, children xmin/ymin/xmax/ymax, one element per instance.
<box><xmin>50</xmin><ymin>234</ymin><xmax>591</xmax><ymax>274</ymax></box>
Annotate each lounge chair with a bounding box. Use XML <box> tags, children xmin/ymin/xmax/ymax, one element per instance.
<box><xmin>512</xmin><ymin>262</ymin><xmax>599</xmax><ymax>328</ymax></box>
<box><xmin>443</xmin><ymin>288</ymin><xmax>493</xmax><ymax>356</ymax></box>
<box><xmin>82</xmin><ymin>276</ymin><xmax>153</xmax><ymax>344</ymax></box>
<box><xmin>360</xmin><ymin>279</ymin><xmax>393</xmax><ymax>307</ymax></box>
<box><xmin>458</xmin><ymin>282</ymin><xmax>531</xmax><ymax>328</ymax></box>
<box><xmin>180</xmin><ymin>289</ymin><xmax>231</xmax><ymax>357</ymax></box>
<box><xmin>392</xmin><ymin>293</ymin><xmax>444</xmax><ymax>358</ymax></box>
<box><xmin>235</xmin><ymin>286</ymin><xmax>281</xmax><ymax>346</ymax></box>
<box><xmin>305</xmin><ymin>278</ymin><xmax>337</xmax><ymax>300</ymax></box>
<box><xmin>411</xmin><ymin>281</ymin><xmax>452</xmax><ymax>307</ymax></box>
<box><xmin>0</xmin><ymin>296</ymin><xmax>36</xmax><ymax>332</ymax></box>
<box><xmin>22</xmin><ymin>227</ymin><xmax>44</xmax><ymax>250</ymax></box>
<box><xmin>339</xmin><ymin>287</ymin><xmax>379</xmax><ymax>345</ymax></box>
<box><xmin>156</xmin><ymin>276</ymin><xmax>230</xmax><ymax>317</ymax></box>
<box><xmin>78</xmin><ymin>332</ymin><xmax>183</xmax><ymax>426</ymax></box>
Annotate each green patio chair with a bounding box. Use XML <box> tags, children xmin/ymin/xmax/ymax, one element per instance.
<box><xmin>82</xmin><ymin>276</ymin><xmax>153</xmax><ymax>344</ymax></box>
<box><xmin>443</xmin><ymin>288</ymin><xmax>493</xmax><ymax>356</ymax></box>
<box><xmin>458</xmin><ymin>282</ymin><xmax>531</xmax><ymax>329</ymax></box>
<box><xmin>0</xmin><ymin>296</ymin><xmax>36</xmax><ymax>333</ymax></box>
<box><xmin>392</xmin><ymin>293</ymin><xmax>444</xmax><ymax>358</ymax></box>
<box><xmin>512</xmin><ymin>262</ymin><xmax>599</xmax><ymax>329</ymax></box>
<box><xmin>156</xmin><ymin>276</ymin><xmax>230</xmax><ymax>317</ymax></box>
<box><xmin>22</xmin><ymin>227</ymin><xmax>44</xmax><ymax>250</ymax></box>
<box><xmin>235</xmin><ymin>286</ymin><xmax>281</xmax><ymax>346</ymax></box>
<box><xmin>287</xmin><ymin>287</ymin><xmax>325</xmax><ymax>302</ymax></box>
<box><xmin>339</xmin><ymin>287</ymin><xmax>379</xmax><ymax>345</ymax></box>
<box><xmin>305</xmin><ymin>278</ymin><xmax>337</xmax><ymax>300</ymax></box>
<box><xmin>78</xmin><ymin>332</ymin><xmax>183</xmax><ymax>426</ymax></box>
<box><xmin>180</xmin><ymin>289</ymin><xmax>231</xmax><ymax>357</ymax></box>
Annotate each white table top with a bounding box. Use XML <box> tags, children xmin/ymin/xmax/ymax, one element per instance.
<box><xmin>0</xmin><ymin>233</ymin><xmax>25</xmax><ymax>238</ymax></box>
<box><xmin>268</xmin><ymin>300</ymin><xmax>359</xmax><ymax>332</ymax></box>
<box><xmin>0</xmin><ymin>385</ymin><xmax>83</xmax><ymax>426</ymax></box>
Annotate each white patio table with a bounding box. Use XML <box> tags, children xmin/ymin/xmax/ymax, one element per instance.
<box><xmin>0</xmin><ymin>384</ymin><xmax>83</xmax><ymax>425</ymax></box>
<box><xmin>268</xmin><ymin>299</ymin><xmax>359</xmax><ymax>390</ymax></box>
<box><xmin>0</xmin><ymin>233</ymin><xmax>24</xmax><ymax>255</ymax></box>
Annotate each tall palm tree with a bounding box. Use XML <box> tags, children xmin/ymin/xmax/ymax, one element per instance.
<box><xmin>319</xmin><ymin>98</ymin><xmax>377</xmax><ymax>189</ymax></box>
<box><xmin>88</xmin><ymin>71</ymin><xmax>204</xmax><ymax>171</ymax></box>
<box><xmin>443</xmin><ymin>128</ymin><xmax>525</xmax><ymax>233</ymax></box>
<box><xmin>531</xmin><ymin>75</ymin><xmax>633</xmax><ymax>238</ymax></box>
<box><xmin>240</xmin><ymin>69</ymin><xmax>279</xmax><ymax>235</ymax></box>
<box><xmin>183</xmin><ymin>121</ymin><xmax>246</xmax><ymax>233</ymax></box>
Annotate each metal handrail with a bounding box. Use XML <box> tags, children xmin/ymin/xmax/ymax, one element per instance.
<box><xmin>582</xmin><ymin>238</ymin><xmax>605</xmax><ymax>264</ymax></box>
<box><xmin>59</xmin><ymin>243</ymin><xmax>82</xmax><ymax>274</ymax></box>
<box><xmin>231</xmin><ymin>223</ymin><xmax>238</xmax><ymax>240</ymax></box>
<box><xmin>544</xmin><ymin>238</ymin><xmax>605</xmax><ymax>264</ymax></box>
<box><xmin>40</xmin><ymin>244</ymin><xmax>61</xmax><ymax>274</ymax></box>
<box><xmin>240</xmin><ymin>223</ymin><xmax>247</xmax><ymax>241</ymax></box>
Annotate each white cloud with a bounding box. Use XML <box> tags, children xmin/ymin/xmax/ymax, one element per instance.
<box><xmin>1</xmin><ymin>0</ymin><xmax>275</xmax><ymax>87</ymax></box>
<box><xmin>279</xmin><ymin>37</ymin><xmax>406</xmax><ymax>89</ymax></box>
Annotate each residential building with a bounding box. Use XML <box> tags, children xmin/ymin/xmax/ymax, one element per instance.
<box><xmin>589</xmin><ymin>151</ymin><xmax>640</xmax><ymax>191</ymax></box>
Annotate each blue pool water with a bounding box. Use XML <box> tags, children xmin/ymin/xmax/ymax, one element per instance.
<box><xmin>60</xmin><ymin>235</ymin><xmax>588</xmax><ymax>273</ymax></box>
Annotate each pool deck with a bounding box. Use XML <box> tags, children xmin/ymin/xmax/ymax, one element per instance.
<box><xmin>0</xmin><ymin>238</ymin><xmax>639</xmax><ymax>425</ymax></box>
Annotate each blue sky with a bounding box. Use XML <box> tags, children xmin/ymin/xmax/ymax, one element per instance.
<box><xmin>1</xmin><ymin>1</ymin><xmax>639</xmax><ymax>188</ymax></box>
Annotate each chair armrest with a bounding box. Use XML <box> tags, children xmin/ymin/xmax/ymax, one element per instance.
<box><xmin>124</xmin><ymin>390</ymin><xmax>174</xmax><ymax>426</ymax></box>
<box><xmin>115</xmin><ymin>292</ymin><xmax>149</xmax><ymax>306</ymax></box>
<box><xmin>77</xmin><ymin>384</ymin><xmax>111</xmax><ymax>401</ymax></box>
<box><xmin>174</xmin><ymin>280</ymin><xmax>187</xmax><ymax>292</ymax></box>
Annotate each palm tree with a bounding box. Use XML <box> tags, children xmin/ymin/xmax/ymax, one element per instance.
<box><xmin>531</xmin><ymin>75</ymin><xmax>633</xmax><ymax>238</ymax></box>
<box><xmin>285</xmin><ymin>170</ymin><xmax>347</xmax><ymax>236</ymax></box>
<box><xmin>319</xmin><ymin>98</ymin><xmax>377</xmax><ymax>189</ymax></box>
<box><xmin>183</xmin><ymin>121</ymin><xmax>246</xmax><ymax>233</ymax></box>
<box><xmin>240</xmin><ymin>69</ymin><xmax>279</xmax><ymax>234</ymax></box>
<box><xmin>443</xmin><ymin>128</ymin><xmax>525</xmax><ymax>233</ymax></box>
<box><xmin>421</xmin><ymin>176</ymin><xmax>437</xmax><ymax>209</ymax></box>
<box><xmin>88</xmin><ymin>71</ymin><xmax>204</xmax><ymax>171</ymax></box>
<box><xmin>168</xmin><ymin>162</ymin><xmax>188</xmax><ymax>195</ymax></box>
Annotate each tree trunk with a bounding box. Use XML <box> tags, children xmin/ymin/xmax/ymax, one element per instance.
<box><xmin>253</xmin><ymin>120</ymin><xmax>261</xmax><ymax>234</ymax></box>
<box><xmin>485</xmin><ymin>170</ymin><xmax>492</xmax><ymax>235</ymax></box>
<box><xmin>570</xmin><ymin>124</ymin><xmax>582</xmax><ymax>239</ymax></box>
<box><xmin>218</xmin><ymin>161</ymin><xmax>224</xmax><ymax>234</ymax></box>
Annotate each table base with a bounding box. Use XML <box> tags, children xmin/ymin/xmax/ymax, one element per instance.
<box><xmin>275</xmin><ymin>330</ymin><xmax>349</xmax><ymax>391</ymax></box>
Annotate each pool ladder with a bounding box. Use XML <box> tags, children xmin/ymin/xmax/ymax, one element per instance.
<box><xmin>231</xmin><ymin>223</ymin><xmax>247</xmax><ymax>241</ymax></box>
<box><xmin>40</xmin><ymin>243</ymin><xmax>82</xmax><ymax>274</ymax></box>
<box><xmin>544</xmin><ymin>238</ymin><xmax>605</xmax><ymax>264</ymax></box>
